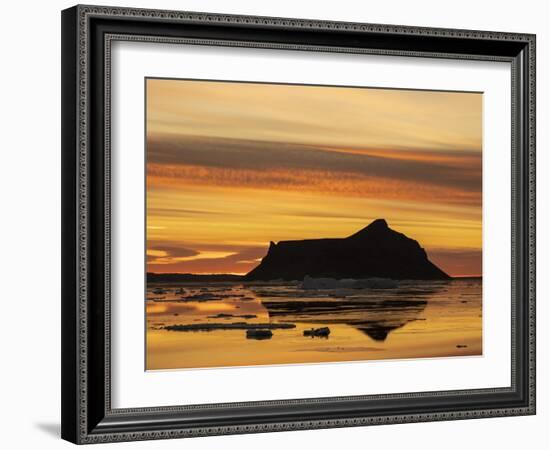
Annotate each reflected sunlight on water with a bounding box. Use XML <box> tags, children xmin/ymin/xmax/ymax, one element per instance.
<box><xmin>146</xmin><ymin>279</ymin><xmax>482</xmax><ymax>370</ymax></box>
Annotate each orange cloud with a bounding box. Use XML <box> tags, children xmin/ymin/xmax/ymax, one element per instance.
<box><xmin>147</xmin><ymin>163</ymin><xmax>480</xmax><ymax>207</ymax></box>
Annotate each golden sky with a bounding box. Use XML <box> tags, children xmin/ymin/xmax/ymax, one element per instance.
<box><xmin>146</xmin><ymin>79</ymin><xmax>482</xmax><ymax>277</ymax></box>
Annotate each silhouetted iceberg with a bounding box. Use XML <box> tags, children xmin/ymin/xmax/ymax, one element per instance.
<box><xmin>246</xmin><ymin>219</ymin><xmax>450</xmax><ymax>281</ymax></box>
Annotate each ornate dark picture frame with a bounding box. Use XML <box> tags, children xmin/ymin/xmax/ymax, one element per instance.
<box><xmin>61</xmin><ymin>4</ymin><xmax>536</xmax><ymax>444</ymax></box>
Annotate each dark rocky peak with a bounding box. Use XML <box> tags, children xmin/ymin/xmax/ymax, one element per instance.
<box><xmin>246</xmin><ymin>219</ymin><xmax>450</xmax><ymax>281</ymax></box>
<box><xmin>348</xmin><ymin>218</ymin><xmax>389</xmax><ymax>239</ymax></box>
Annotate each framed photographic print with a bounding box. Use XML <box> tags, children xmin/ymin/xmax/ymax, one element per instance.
<box><xmin>61</xmin><ymin>5</ymin><xmax>536</xmax><ymax>444</ymax></box>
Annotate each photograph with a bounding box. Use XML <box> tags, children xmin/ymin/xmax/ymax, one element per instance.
<box><xmin>145</xmin><ymin>78</ymin><xmax>483</xmax><ymax>370</ymax></box>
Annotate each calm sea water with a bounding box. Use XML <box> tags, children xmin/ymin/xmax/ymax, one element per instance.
<box><xmin>146</xmin><ymin>278</ymin><xmax>482</xmax><ymax>370</ymax></box>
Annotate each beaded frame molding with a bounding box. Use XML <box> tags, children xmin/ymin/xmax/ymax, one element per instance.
<box><xmin>61</xmin><ymin>4</ymin><xmax>536</xmax><ymax>444</ymax></box>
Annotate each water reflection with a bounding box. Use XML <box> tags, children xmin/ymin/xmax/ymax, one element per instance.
<box><xmin>254</xmin><ymin>283</ymin><xmax>447</xmax><ymax>342</ymax></box>
<box><xmin>146</xmin><ymin>279</ymin><xmax>482</xmax><ymax>370</ymax></box>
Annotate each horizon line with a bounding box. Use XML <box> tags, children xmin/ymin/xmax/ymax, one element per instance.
<box><xmin>147</xmin><ymin>271</ymin><xmax>483</xmax><ymax>279</ymax></box>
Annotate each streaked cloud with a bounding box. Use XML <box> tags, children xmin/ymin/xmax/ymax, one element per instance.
<box><xmin>427</xmin><ymin>248</ymin><xmax>483</xmax><ymax>277</ymax></box>
<box><xmin>147</xmin><ymin>79</ymin><xmax>481</xmax><ymax>152</ymax></box>
<box><xmin>147</xmin><ymin>136</ymin><xmax>481</xmax><ymax>196</ymax></box>
<box><xmin>147</xmin><ymin>244</ymin><xmax>268</xmax><ymax>274</ymax></box>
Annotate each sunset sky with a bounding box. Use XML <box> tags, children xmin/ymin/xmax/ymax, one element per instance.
<box><xmin>146</xmin><ymin>79</ymin><xmax>482</xmax><ymax>277</ymax></box>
